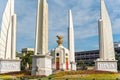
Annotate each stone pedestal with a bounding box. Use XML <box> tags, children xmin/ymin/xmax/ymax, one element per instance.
<box><xmin>31</xmin><ymin>55</ymin><xmax>52</xmax><ymax>76</ymax></box>
<box><xmin>0</xmin><ymin>59</ymin><xmax>21</xmax><ymax>73</ymax></box>
<box><xmin>95</xmin><ymin>60</ymin><xmax>117</xmax><ymax>72</ymax></box>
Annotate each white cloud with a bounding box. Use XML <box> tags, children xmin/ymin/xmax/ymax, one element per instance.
<box><xmin>52</xmin><ymin>0</ymin><xmax>66</xmax><ymax>7</ymax></box>
<box><xmin>113</xmin><ymin>18</ymin><xmax>120</xmax><ymax>34</ymax></box>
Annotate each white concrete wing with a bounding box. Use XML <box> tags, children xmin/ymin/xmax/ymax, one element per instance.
<box><xmin>0</xmin><ymin>0</ymin><xmax>16</xmax><ymax>59</ymax></box>
<box><xmin>98</xmin><ymin>0</ymin><xmax>115</xmax><ymax>60</ymax></box>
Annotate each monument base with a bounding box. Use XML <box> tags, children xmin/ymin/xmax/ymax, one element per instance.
<box><xmin>95</xmin><ymin>60</ymin><xmax>117</xmax><ymax>72</ymax></box>
<box><xmin>31</xmin><ymin>55</ymin><xmax>52</xmax><ymax>76</ymax></box>
<box><xmin>0</xmin><ymin>59</ymin><xmax>21</xmax><ymax>73</ymax></box>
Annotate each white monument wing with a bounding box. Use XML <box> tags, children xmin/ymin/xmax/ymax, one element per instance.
<box><xmin>0</xmin><ymin>0</ymin><xmax>15</xmax><ymax>59</ymax></box>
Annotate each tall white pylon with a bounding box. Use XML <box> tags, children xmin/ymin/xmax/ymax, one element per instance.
<box><xmin>68</xmin><ymin>10</ymin><xmax>76</xmax><ymax>70</ymax></box>
<box><xmin>35</xmin><ymin>0</ymin><xmax>48</xmax><ymax>55</ymax></box>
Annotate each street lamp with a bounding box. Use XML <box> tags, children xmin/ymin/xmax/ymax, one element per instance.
<box><xmin>70</xmin><ymin>61</ymin><xmax>73</xmax><ymax>70</ymax></box>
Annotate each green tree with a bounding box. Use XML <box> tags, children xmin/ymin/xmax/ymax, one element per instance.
<box><xmin>115</xmin><ymin>53</ymin><xmax>120</xmax><ymax>71</ymax></box>
<box><xmin>77</xmin><ymin>60</ymin><xmax>87</xmax><ymax>70</ymax></box>
<box><xmin>21</xmin><ymin>52</ymin><xmax>34</xmax><ymax>70</ymax></box>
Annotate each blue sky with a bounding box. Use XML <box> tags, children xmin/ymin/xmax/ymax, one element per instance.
<box><xmin>0</xmin><ymin>0</ymin><xmax>120</xmax><ymax>52</ymax></box>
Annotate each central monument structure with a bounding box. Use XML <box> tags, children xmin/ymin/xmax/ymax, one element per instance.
<box><xmin>31</xmin><ymin>0</ymin><xmax>52</xmax><ymax>76</ymax></box>
<box><xmin>95</xmin><ymin>0</ymin><xmax>117</xmax><ymax>72</ymax></box>
<box><xmin>51</xmin><ymin>35</ymin><xmax>71</xmax><ymax>71</ymax></box>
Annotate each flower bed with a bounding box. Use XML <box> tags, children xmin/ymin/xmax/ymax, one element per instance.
<box><xmin>0</xmin><ymin>70</ymin><xmax>120</xmax><ymax>80</ymax></box>
<box><xmin>51</xmin><ymin>70</ymin><xmax>118</xmax><ymax>78</ymax></box>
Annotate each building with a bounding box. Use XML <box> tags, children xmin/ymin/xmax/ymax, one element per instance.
<box><xmin>75</xmin><ymin>50</ymin><xmax>99</xmax><ymax>66</ymax></box>
<box><xmin>16</xmin><ymin>48</ymin><xmax>34</xmax><ymax>59</ymax></box>
<box><xmin>75</xmin><ymin>46</ymin><xmax>120</xmax><ymax>70</ymax></box>
<box><xmin>114</xmin><ymin>42</ymin><xmax>120</xmax><ymax>48</ymax></box>
<box><xmin>22</xmin><ymin>48</ymin><xmax>34</xmax><ymax>56</ymax></box>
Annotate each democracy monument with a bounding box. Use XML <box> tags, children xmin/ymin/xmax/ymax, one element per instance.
<box><xmin>0</xmin><ymin>0</ymin><xmax>118</xmax><ymax>76</ymax></box>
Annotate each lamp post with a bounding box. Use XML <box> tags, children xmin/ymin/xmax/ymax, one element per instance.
<box><xmin>70</xmin><ymin>61</ymin><xmax>73</xmax><ymax>70</ymax></box>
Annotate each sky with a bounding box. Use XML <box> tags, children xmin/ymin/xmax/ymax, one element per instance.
<box><xmin>0</xmin><ymin>0</ymin><xmax>120</xmax><ymax>53</ymax></box>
